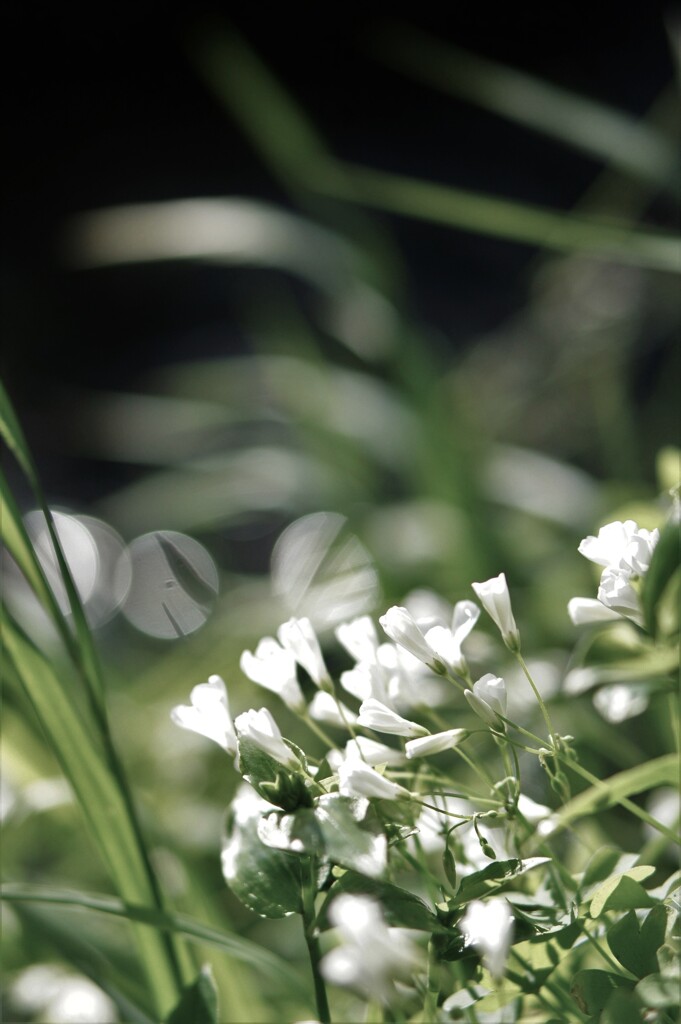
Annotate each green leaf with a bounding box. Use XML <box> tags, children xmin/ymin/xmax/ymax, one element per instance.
<box><xmin>221</xmin><ymin>806</ymin><xmax>303</xmax><ymax>918</ymax></box>
<box><xmin>642</xmin><ymin>515</ymin><xmax>681</xmax><ymax>637</ymax></box>
<box><xmin>166</xmin><ymin>967</ymin><xmax>218</xmax><ymax>1024</ymax></box>
<box><xmin>601</xmin><ymin>988</ymin><xmax>645</xmax><ymax>1024</ymax></box>
<box><xmin>570</xmin><ymin>969</ymin><xmax>634</xmax><ymax>1016</ymax></box>
<box><xmin>1</xmin><ymin>884</ymin><xmax>307</xmax><ymax>994</ymax></box>
<box><xmin>314</xmin><ymin>794</ymin><xmax>387</xmax><ymax>878</ymax></box>
<box><xmin>2</xmin><ymin>614</ymin><xmax>184</xmax><ymax>1015</ymax></box>
<box><xmin>589</xmin><ymin>867</ymin><xmax>657</xmax><ymax>917</ymax></box>
<box><xmin>582</xmin><ymin>849</ymin><xmax>636</xmax><ymax>889</ymax></box>
<box><xmin>449</xmin><ymin>858</ymin><xmax>551</xmax><ymax>907</ymax></box>
<box><xmin>550</xmin><ymin>755</ymin><xmax>679</xmax><ymax>839</ymax></box>
<box><xmin>635</xmin><ymin>972</ymin><xmax>681</xmax><ymax>1008</ymax></box>
<box><xmin>0</xmin><ymin>376</ymin><xmax>38</xmax><ymax>481</ymax></box>
<box><xmin>318</xmin><ymin>872</ymin><xmax>440</xmax><ymax>932</ymax></box>
<box><xmin>608</xmin><ymin>906</ymin><xmax>668</xmax><ymax>978</ymax></box>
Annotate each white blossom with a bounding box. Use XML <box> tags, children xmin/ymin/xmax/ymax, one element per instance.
<box><xmin>234</xmin><ymin>707</ymin><xmax>300</xmax><ymax>772</ymax></box>
<box><xmin>357</xmin><ymin>698</ymin><xmax>429</xmax><ymax>738</ymax></box>
<box><xmin>425</xmin><ymin>600</ymin><xmax>480</xmax><ymax>673</ymax></box>
<box><xmin>321</xmin><ymin>895</ymin><xmax>421</xmax><ymax>1002</ymax></box>
<box><xmin>597</xmin><ymin>568</ymin><xmax>643</xmax><ymax>622</ymax></box>
<box><xmin>405</xmin><ymin>729</ymin><xmax>468</xmax><ymax>759</ymax></box>
<box><xmin>335</xmin><ymin>615</ymin><xmax>379</xmax><ymax>663</ymax></box>
<box><xmin>170</xmin><ymin>675</ymin><xmax>238</xmax><ymax>756</ymax></box>
<box><xmin>578</xmin><ymin>519</ymin><xmax>659</xmax><ymax>576</ymax></box>
<box><xmin>337</xmin><ymin>759</ymin><xmax>410</xmax><ymax>801</ymax></box>
<box><xmin>471</xmin><ymin>574</ymin><xmax>520</xmax><ymax>650</ymax></box>
<box><xmin>340</xmin><ymin>660</ymin><xmax>391</xmax><ymax>706</ymax></box>
<box><xmin>277</xmin><ymin>617</ymin><xmax>329</xmax><ymax>688</ymax></box>
<box><xmin>343</xmin><ymin>736</ymin><xmax>406</xmax><ymax>766</ymax></box>
<box><xmin>240</xmin><ymin>637</ymin><xmax>306</xmax><ymax>712</ymax></box>
<box><xmin>567</xmin><ymin>597</ymin><xmax>622</xmax><ymax>626</ymax></box>
<box><xmin>379</xmin><ymin>606</ymin><xmax>444</xmax><ymax>671</ymax></box>
<box><xmin>461</xmin><ymin>898</ymin><xmax>514</xmax><ymax>979</ymax></box>
<box><xmin>464</xmin><ymin>673</ymin><xmax>507</xmax><ymax>728</ymax></box>
<box><xmin>308</xmin><ymin>691</ymin><xmax>358</xmax><ymax>728</ymax></box>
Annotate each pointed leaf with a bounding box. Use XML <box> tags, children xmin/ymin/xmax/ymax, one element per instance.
<box><xmin>589</xmin><ymin>867</ymin><xmax>657</xmax><ymax>917</ymax></box>
<box><xmin>608</xmin><ymin>906</ymin><xmax>668</xmax><ymax>978</ymax></box>
<box><xmin>450</xmin><ymin>858</ymin><xmax>551</xmax><ymax>907</ymax></box>
<box><xmin>314</xmin><ymin>794</ymin><xmax>387</xmax><ymax>878</ymax></box>
<box><xmin>222</xmin><ymin>808</ymin><xmax>303</xmax><ymax>919</ymax></box>
<box><xmin>317</xmin><ymin>871</ymin><xmax>441</xmax><ymax>932</ymax></box>
<box><xmin>165</xmin><ymin>967</ymin><xmax>218</xmax><ymax>1024</ymax></box>
<box><xmin>570</xmin><ymin>970</ymin><xmax>634</xmax><ymax>1016</ymax></box>
<box><xmin>642</xmin><ymin>514</ymin><xmax>681</xmax><ymax>637</ymax></box>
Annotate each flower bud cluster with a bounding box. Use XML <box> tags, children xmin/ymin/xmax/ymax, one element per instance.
<box><xmin>569</xmin><ymin>519</ymin><xmax>659</xmax><ymax>626</ymax></box>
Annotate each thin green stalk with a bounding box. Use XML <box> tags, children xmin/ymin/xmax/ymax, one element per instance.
<box><xmin>301</xmin><ymin>857</ymin><xmax>331</xmax><ymax>1024</ymax></box>
<box><xmin>514</xmin><ymin>653</ymin><xmax>557</xmax><ymax>747</ymax></box>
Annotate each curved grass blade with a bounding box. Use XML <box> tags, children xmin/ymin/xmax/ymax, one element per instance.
<box><xmin>1</xmin><ymin>884</ymin><xmax>308</xmax><ymax>995</ymax></box>
<box><xmin>3</xmin><ymin>611</ymin><xmax>185</xmax><ymax>1016</ymax></box>
<box><xmin>312</xmin><ymin>164</ymin><xmax>681</xmax><ymax>274</ymax></box>
<box><xmin>375</xmin><ymin>24</ymin><xmax>677</xmax><ymax>187</ymax></box>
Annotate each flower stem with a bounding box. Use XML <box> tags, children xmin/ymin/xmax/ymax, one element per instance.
<box><xmin>301</xmin><ymin>857</ymin><xmax>331</xmax><ymax>1024</ymax></box>
<box><xmin>514</xmin><ymin>653</ymin><xmax>557</xmax><ymax>746</ymax></box>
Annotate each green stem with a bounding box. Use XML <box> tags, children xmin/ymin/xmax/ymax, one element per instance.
<box><xmin>301</xmin><ymin>857</ymin><xmax>331</xmax><ymax>1024</ymax></box>
<box><xmin>514</xmin><ymin>653</ymin><xmax>557</xmax><ymax>746</ymax></box>
<box><xmin>301</xmin><ymin>711</ymin><xmax>337</xmax><ymax>751</ymax></box>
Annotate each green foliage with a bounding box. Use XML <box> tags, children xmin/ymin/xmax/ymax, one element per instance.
<box><xmin>165</xmin><ymin>967</ymin><xmax>219</xmax><ymax>1024</ymax></box>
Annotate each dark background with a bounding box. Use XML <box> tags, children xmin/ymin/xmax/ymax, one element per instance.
<box><xmin>2</xmin><ymin>3</ymin><xmax>678</xmax><ymax>502</ymax></box>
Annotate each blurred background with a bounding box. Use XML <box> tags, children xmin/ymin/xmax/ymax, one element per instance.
<box><xmin>2</xmin><ymin>4</ymin><xmax>679</xmax><ymax>1021</ymax></box>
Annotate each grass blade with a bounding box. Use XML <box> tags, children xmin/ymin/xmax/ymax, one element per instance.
<box><xmin>312</xmin><ymin>163</ymin><xmax>681</xmax><ymax>273</ymax></box>
<box><xmin>1</xmin><ymin>884</ymin><xmax>308</xmax><ymax>995</ymax></box>
<box><xmin>3</xmin><ymin>610</ymin><xmax>185</xmax><ymax>1016</ymax></box>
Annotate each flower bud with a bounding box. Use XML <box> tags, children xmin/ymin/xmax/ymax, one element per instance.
<box><xmin>337</xmin><ymin>760</ymin><xmax>411</xmax><ymax>801</ymax></box>
<box><xmin>471</xmin><ymin>574</ymin><xmax>520</xmax><ymax>651</ymax></box>
<box><xmin>171</xmin><ymin>675</ymin><xmax>238</xmax><ymax>756</ymax></box>
<box><xmin>405</xmin><ymin>729</ymin><xmax>468</xmax><ymax>759</ymax></box>
<box><xmin>357</xmin><ymin>698</ymin><xmax>429</xmax><ymax>738</ymax></box>
<box><xmin>234</xmin><ymin>707</ymin><xmax>300</xmax><ymax>772</ymax></box>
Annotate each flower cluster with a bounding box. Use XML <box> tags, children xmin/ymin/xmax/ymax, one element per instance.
<box><xmin>568</xmin><ymin>519</ymin><xmax>659</xmax><ymax>627</ymax></box>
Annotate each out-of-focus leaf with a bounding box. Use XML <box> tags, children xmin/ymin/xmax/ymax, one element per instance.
<box><xmin>608</xmin><ymin>906</ymin><xmax>668</xmax><ymax>978</ymax></box>
<box><xmin>548</xmin><ymin>755</ymin><xmax>679</xmax><ymax>839</ymax></box>
<box><xmin>642</xmin><ymin>514</ymin><xmax>681</xmax><ymax>637</ymax></box>
<box><xmin>570</xmin><ymin>969</ymin><xmax>634</xmax><ymax>1016</ymax></box>
<box><xmin>601</xmin><ymin>988</ymin><xmax>646</xmax><ymax>1024</ymax></box>
<box><xmin>314</xmin><ymin>163</ymin><xmax>681</xmax><ymax>273</ymax></box>
<box><xmin>317</xmin><ymin>871</ymin><xmax>441</xmax><ymax>933</ymax></box>
<box><xmin>635</xmin><ymin>972</ymin><xmax>681</xmax><ymax>1008</ymax></box>
<box><xmin>589</xmin><ymin>867</ymin><xmax>657</xmax><ymax>917</ymax></box>
<box><xmin>1</xmin><ymin>884</ymin><xmax>306</xmax><ymax>994</ymax></box>
<box><xmin>449</xmin><ymin>858</ymin><xmax>551</xmax><ymax>907</ymax></box>
<box><xmin>165</xmin><ymin>967</ymin><xmax>218</xmax><ymax>1024</ymax></box>
<box><xmin>221</xmin><ymin>809</ymin><xmax>303</xmax><ymax>919</ymax></box>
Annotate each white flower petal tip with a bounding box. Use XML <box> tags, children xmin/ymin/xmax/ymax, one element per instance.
<box><xmin>357</xmin><ymin>698</ymin><xmax>428</xmax><ymax>738</ymax></box>
<box><xmin>277</xmin><ymin>617</ymin><xmax>330</xmax><ymax>688</ymax></box>
<box><xmin>234</xmin><ymin>707</ymin><xmax>300</xmax><ymax>772</ymax></box>
<box><xmin>471</xmin><ymin>574</ymin><xmax>520</xmax><ymax>651</ymax></box>
<box><xmin>239</xmin><ymin>638</ymin><xmax>306</xmax><ymax>712</ymax></box>
<box><xmin>335</xmin><ymin>616</ymin><xmax>379</xmax><ymax>663</ymax></box>
<box><xmin>567</xmin><ymin>597</ymin><xmax>622</xmax><ymax>626</ymax></box>
<box><xmin>461</xmin><ymin>898</ymin><xmax>514</xmax><ymax>979</ymax></box>
<box><xmin>405</xmin><ymin>729</ymin><xmax>468</xmax><ymax>759</ymax></box>
<box><xmin>170</xmin><ymin>674</ymin><xmax>238</xmax><ymax>756</ymax></box>
<box><xmin>465</xmin><ymin>673</ymin><xmax>507</xmax><ymax>728</ymax></box>
<box><xmin>343</xmin><ymin>737</ymin><xmax>406</xmax><ymax>766</ymax></box>
<box><xmin>308</xmin><ymin>691</ymin><xmax>358</xmax><ymax>729</ymax></box>
<box><xmin>379</xmin><ymin>606</ymin><xmax>445</xmax><ymax>672</ymax></box>
<box><xmin>337</xmin><ymin>759</ymin><xmax>411</xmax><ymax>801</ymax></box>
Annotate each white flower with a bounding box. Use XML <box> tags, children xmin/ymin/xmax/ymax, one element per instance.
<box><xmin>340</xmin><ymin>660</ymin><xmax>391</xmax><ymax>706</ymax></box>
<box><xmin>461</xmin><ymin>898</ymin><xmax>514</xmax><ymax>979</ymax></box>
<box><xmin>170</xmin><ymin>675</ymin><xmax>238</xmax><ymax>756</ymax></box>
<box><xmin>567</xmin><ymin>597</ymin><xmax>622</xmax><ymax>626</ymax></box>
<box><xmin>335</xmin><ymin>615</ymin><xmax>379</xmax><ymax>663</ymax></box>
<box><xmin>321</xmin><ymin>895</ymin><xmax>421</xmax><ymax>1002</ymax></box>
<box><xmin>597</xmin><ymin>568</ymin><xmax>643</xmax><ymax>622</ymax></box>
<box><xmin>234</xmin><ymin>707</ymin><xmax>300</xmax><ymax>772</ymax></box>
<box><xmin>308</xmin><ymin>691</ymin><xmax>358</xmax><ymax>728</ymax></box>
<box><xmin>425</xmin><ymin>599</ymin><xmax>480</xmax><ymax>673</ymax></box>
<box><xmin>593</xmin><ymin>684</ymin><xmax>649</xmax><ymax>723</ymax></box>
<box><xmin>379</xmin><ymin>606</ymin><xmax>444</xmax><ymax>671</ymax></box>
<box><xmin>471</xmin><ymin>574</ymin><xmax>520</xmax><ymax>651</ymax></box>
<box><xmin>337</xmin><ymin>759</ymin><xmax>410</xmax><ymax>801</ymax></box>
<box><xmin>357</xmin><ymin>698</ymin><xmax>429</xmax><ymax>738</ymax></box>
<box><xmin>343</xmin><ymin>736</ymin><xmax>406</xmax><ymax>766</ymax></box>
<box><xmin>277</xmin><ymin>617</ymin><xmax>329</xmax><ymax>688</ymax></box>
<box><xmin>464</xmin><ymin>673</ymin><xmax>507</xmax><ymax>728</ymax></box>
<box><xmin>240</xmin><ymin>637</ymin><xmax>306</xmax><ymax>712</ymax></box>
<box><xmin>578</xmin><ymin>520</ymin><xmax>659</xmax><ymax>576</ymax></box>
<box><xmin>405</xmin><ymin>729</ymin><xmax>468</xmax><ymax>759</ymax></box>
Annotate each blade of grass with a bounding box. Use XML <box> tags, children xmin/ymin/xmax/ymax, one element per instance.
<box><xmin>311</xmin><ymin>163</ymin><xmax>681</xmax><ymax>273</ymax></box>
<box><xmin>1</xmin><ymin>885</ymin><xmax>308</xmax><ymax>996</ymax></box>
<box><xmin>2</xmin><ymin>610</ymin><xmax>185</xmax><ymax>1017</ymax></box>
<box><xmin>547</xmin><ymin>753</ymin><xmax>680</xmax><ymax>841</ymax></box>
<box><xmin>375</xmin><ymin>23</ymin><xmax>678</xmax><ymax>187</ymax></box>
